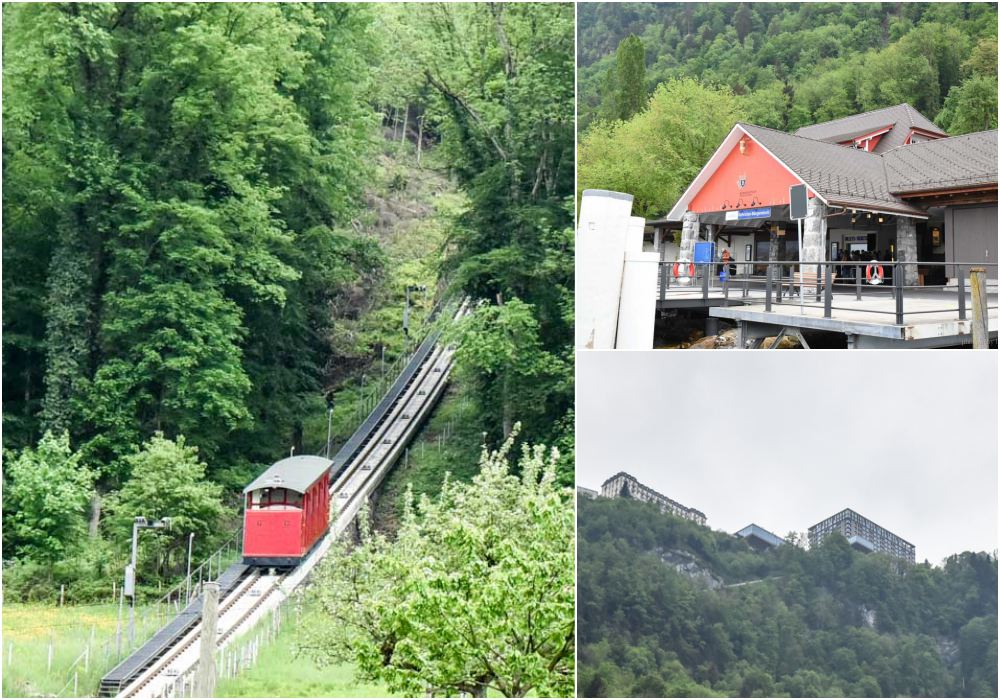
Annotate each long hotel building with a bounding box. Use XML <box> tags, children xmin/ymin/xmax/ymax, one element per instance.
<box><xmin>808</xmin><ymin>508</ymin><xmax>915</xmax><ymax>563</ymax></box>
<box><xmin>600</xmin><ymin>472</ymin><xmax>707</xmax><ymax>526</ymax></box>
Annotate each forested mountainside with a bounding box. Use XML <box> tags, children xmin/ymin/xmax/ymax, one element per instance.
<box><xmin>578</xmin><ymin>496</ymin><xmax>998</xmax><ymax>698</ymax></box>
<box><xmin>2</xmin><ymin>2</ymin><xmax>573</xmax><ymax>599</ymax></box>
<box><xmin>578</xmin><ymin>2</ymin><xmax>998</xmax><ymax>133</ymax></box>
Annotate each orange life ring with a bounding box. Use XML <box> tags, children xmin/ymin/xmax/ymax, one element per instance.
<box><xmin>673</xmin><ymin>261</ymin><xmax>695</xmax><ymax>279</ymax></box>
<box><xmin>865</xmin><ymin>261</ymin><xmax>884</xmax><ymax>285</ymax></box>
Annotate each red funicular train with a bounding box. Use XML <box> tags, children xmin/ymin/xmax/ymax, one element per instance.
<box><xmin>242</xmin><ymin>455</ymin><xmax>332</xmax><ymax>567</ymax></box>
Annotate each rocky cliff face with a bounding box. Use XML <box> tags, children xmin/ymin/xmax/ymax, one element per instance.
<box><xmin>655</xmin><ymin>547</ymin><xmax>724</xmax><ymax>589</ymax></box>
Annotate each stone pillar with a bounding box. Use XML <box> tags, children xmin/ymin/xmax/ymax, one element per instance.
<box><xmin>704</xmin><ymin>223</ymin><xmax>716</xmax><ymax>281</ymax></box>
<box><xmin>896</xmin><ymin>217</ymin><xmax>918</xmax><ymax>286</ymax></box>
<box><xmin>801</xmin><ymin>198</ymin><xmax>827</xmax><ymax>293</ymax></box>
<box><xmin>679</xmin><ymin>211</ymin><xmax>698</xmax><ymax>286</ymax></box>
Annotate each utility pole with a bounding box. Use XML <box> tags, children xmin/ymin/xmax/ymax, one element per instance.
<box><xmin>194</xmin><ymin>582</ymin><xmax>219</xmax><ymax>697</ymax></box>
<box><xmin>970</xmin><ymin>267</ymin><xmax>988</xmax><ymax>348</ymax></box>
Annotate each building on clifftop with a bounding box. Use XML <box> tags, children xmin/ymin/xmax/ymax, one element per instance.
<box><xmin>600</xmin><ymin>472</ymin><xmax>707</xmax><ymax>526</ymax></box>
<box><xmin>808</xmin><ymin>508</ymin><xmax>915</xmax><ymax>563</ymax></box>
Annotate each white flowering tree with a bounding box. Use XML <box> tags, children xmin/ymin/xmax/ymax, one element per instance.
<box><xmin>300</xmin><ymin>425</ymin><xmax>575</xmax><ymax>698</ymax></box>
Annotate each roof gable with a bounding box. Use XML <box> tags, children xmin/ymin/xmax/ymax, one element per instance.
<box><xmin>666</xmin><ymin>124</ymin><xmax>812</xmax><ymax>220</ymax></box>
<box><xmin>794</xmin><ymin>104</ymin><xmax>946</xmax><ymax>153</ymax></box>
<box><xmin>687</xmin><ymin>133</ymin><xmax>804</xmax><ymax>214</ymax></box>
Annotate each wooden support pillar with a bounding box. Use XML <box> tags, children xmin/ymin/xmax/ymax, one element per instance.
<box><xmin>970</xmin><ymin>267</ymin><xmax>988</xmax><ymax>349</ymax></box>
<box><xmin>194</xmin><ymin>582</ymin><xmax>219</xmax><ymax>697</ymax></box>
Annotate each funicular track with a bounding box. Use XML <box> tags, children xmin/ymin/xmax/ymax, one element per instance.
<box><xmin>99</xmin><ymin>300</ymin><xmax>469</xmax><ymax>698</ymax></box>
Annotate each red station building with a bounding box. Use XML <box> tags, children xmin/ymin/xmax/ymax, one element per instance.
<box><xmin>658</xmin><ymin>104</ymin><xmax>998</xmax><ymax>284</ymax></box>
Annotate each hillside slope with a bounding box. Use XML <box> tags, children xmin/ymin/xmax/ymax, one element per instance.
<box><xmin>578</xmin><ymin>2</ymin><xmax>998</xmax><ymax>133</ymax></box>
<box><xmin>578</xmin><ymin>496</ymin><xmax>998</xmax><ymax>697</ymax></box>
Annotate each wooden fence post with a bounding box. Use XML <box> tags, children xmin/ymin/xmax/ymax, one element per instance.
<box><xmin>970</xmin><ymin>267</ymin><xmax>988</xmax><ymax>349</ymax></box>
<box><xmin>194</xmin><ymin>582</ymin><xmax>219</xmax><ymax>697</ymax></box>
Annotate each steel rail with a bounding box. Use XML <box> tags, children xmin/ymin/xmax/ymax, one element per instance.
<box><xmin>117</xmin><ymin>571</ymin><xmax>266</xmax><ymax>697</ymax></box>
<box><xmin>107</xmin><ymin>298</ymin><xmax>469</xmax><ymax>698</ymax></box>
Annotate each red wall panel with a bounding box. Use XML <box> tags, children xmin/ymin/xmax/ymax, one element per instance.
<box><xmin>688</xmin><ymin>137</ymin><xmax>810</xmax><ymax>214</ymax></box>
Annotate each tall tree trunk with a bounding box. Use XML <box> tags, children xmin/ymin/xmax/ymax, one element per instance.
<box><xmin>41</xmin><ymin>222</ymin><xmax>96</xmax><ymax>436</ymax></box>
<box><xmin>399</xmin><ymin>103</ymin><xmax>409</xmax><ymax>146</ymax></box>
<box><xmin>89</xmin><ymin>493</ymin><xmax>102</xmax><ymax>538</ymax></box>
<box><xmin>416</xmin><ymin>114</ymin><xmax>424</xmax><ymax>165</ymax></box>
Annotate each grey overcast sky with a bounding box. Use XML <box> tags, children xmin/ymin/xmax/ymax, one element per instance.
<box><xmin>577</xmin><ymin>351</ymin><xmax>998</xmax><ymax>565</ymax></box>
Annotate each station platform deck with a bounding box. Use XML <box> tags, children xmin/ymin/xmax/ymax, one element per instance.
<box><xmin>655</xmin><ymin>279</ymin><xmax>997</xmax><ymax>348</ymax></box>
<box><xmin>709</xmin><ymin>289</ymin><xmax>997</xmax><ymax>348</ymax></box>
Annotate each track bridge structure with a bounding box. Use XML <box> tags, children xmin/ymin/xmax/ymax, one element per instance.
<box><xmin>98</xmin><ymin>300</ymin><xmax>469</xmax><ymax>698</ymax></box>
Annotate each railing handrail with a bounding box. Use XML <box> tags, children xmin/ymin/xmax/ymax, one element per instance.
<box><xmin>656</xmin><ymin>258</ymin><xmax>998</xmax><ymax>267</ymax></box>
<box><xmin>655</xmin><ymin>256</ymin><xmax>996</xmax><ymax>327</ymax></box>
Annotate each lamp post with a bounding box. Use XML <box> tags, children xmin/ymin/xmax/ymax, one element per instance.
<box><xmin>403</xmin><ymin>284</ymin><xmax>427</xmax><ymax>339</ymax></box>
<box><xmin>360</xmin><ymin>372</ymin><xmax>366</xmax><ymax>415</ymax></box>
<box><xmin>185</xmin><ymin>532</ymin><xmax>195</xmax><ymax>605</ymax></box>
<box><xmin>126</xmin><ymin>516</ymin><xmax>171</xmax><ymax>646</ymax></box>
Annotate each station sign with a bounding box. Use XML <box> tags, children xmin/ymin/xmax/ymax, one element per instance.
<box><xmin>789</xmin><ymin>184</ymin><xmax>808</xmax><ymax>220</ymax></box>
<box><xmin>725</xmin><ymin>207</ymin><xmax>771</xmax><ymax>221</ymax></box>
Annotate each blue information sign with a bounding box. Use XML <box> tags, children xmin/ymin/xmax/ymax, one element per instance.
<box><xmin>724</xmin><ymin>207</ymin><xmax>771</xmax><ymax>221</ymax></box>
<box><xmin>694</xmin><ymin>241</ymin><xmax>715</xmax><ymax>264</ymax></box>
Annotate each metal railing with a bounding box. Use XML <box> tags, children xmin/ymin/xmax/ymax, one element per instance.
<box><xmin>657</xmin><ymin>259</ymin><xmax>998</xmax><ymax>326</ymax></box>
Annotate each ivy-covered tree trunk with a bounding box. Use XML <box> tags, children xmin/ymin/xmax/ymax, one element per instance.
<box><xmin>41</xmin><ymin>228</ymin><xmax>96</xmax><ymax>436</ymax></box>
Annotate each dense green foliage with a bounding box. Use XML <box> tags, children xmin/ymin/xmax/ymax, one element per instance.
<box><xmin>2</xmin><ymin>431</ymin><xmax>94</xmax><ymax>563</ymax></box>
<box><xmin>2</xmin><ymin>1</ymin><xmax>390</xmax><ymax>599</ymax></box>
<box><xmin>579</xmin><ymin>77</ymin><xmax>745</xmax><ymax>217</ymax></box>
<box><xmin>578</xmin><ymin>3</ymin><xmax>998</xmax><ymax>218</ymax></box>
<box><xmin>3</xmin><ymin>2</ymin><xmax>382</xmax><ymax>478</ymax></box>
<box><xmin>603</xmin><ymin>34</ymin><xmax>648</xmax><ymax>122</ymax></box>
<box><xmin>578</xmin><ymin>496</ymin><xmax>998</xmax><ymax>697</ymax></box>
<box><xmin>578</xmin><ymin>3</ymin><xmax>998</xmax><ymax>135</ymax></box>
<box><xmin>387</xmin><ymin>3</ymin><xmax>575</xmax><ymax>469</ymax></box>
<box><xmin>303</xmin><ymin>428</ymin><xmax>575</xmax><ymax>698</ymax></box>
<box><xmin>104</xmin><ymin>434</ymin><xmax>232</xmax><ymax>577</ymax></box>
<box><xmin>3</xmin><ymin>2</ymin><xmax>574</xmax><ymax>605</ymax></box>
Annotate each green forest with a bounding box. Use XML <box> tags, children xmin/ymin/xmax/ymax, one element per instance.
<box><xmin>2</xmin><ymin>1</ymin><xmax>573</xmax><ymax>603</ymax></box>
<box><xmin>578</xmin><ymin>496</ymin><xmax>998</xmax><ymax>698</ymax></box>
<box><xmin>577</xmin><ymin>2</ymin><xmax>998</xmax><ymax>217</ymax></box>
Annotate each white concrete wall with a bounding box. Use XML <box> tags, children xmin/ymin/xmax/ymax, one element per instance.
<box><xmin>617</xmin><ymin>215</ymin><xmax>659</xmax><ymax>349</ymax></box>
<box><xmin>576</xmin><ymin>190</ymin><xmax>635</xmax><ymax>349</ymax></box>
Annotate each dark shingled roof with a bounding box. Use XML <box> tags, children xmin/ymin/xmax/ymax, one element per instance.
<box><xmin>794</xmin><ymin>103</ymin><xmax>945</xmax><ymax>153</ymax></box>
<box><xmin>244</xmin><ymin>455</ymin><xmax>332</xmax><ymax>494</ymax></box>
<box><xmin>883</xmin><ymin>130</ymin><xmax>999</xmax><ymax>194</ymax></box>
<box><xmin>739</xmin><ymin>123</ymin><xmax>928</xmax><ymax>217</ymax></box>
